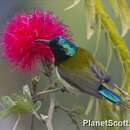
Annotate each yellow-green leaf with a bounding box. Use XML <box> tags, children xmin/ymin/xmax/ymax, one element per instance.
<box><xmin>109</xmin><ymin>0</ymin><xmax>130</xmax><ymax>36</ymax></box>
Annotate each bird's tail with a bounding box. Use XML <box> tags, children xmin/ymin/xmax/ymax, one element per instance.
<box><xmin>98</xmin><ymin>83</ymin><xmax>130</xmax><ymax>109</ymax></box>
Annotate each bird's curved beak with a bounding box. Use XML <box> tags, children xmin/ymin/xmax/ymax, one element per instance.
<box><xmin>34</xmin><ymin>39</ymin><xmax>50</xmax><ymax>44</ymax></box>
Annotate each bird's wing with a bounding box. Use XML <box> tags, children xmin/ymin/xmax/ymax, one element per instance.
<box><xmin>58</xmin><ymin>47</ymin><xmax>110</xmax><ymax>99</ymax></box>
<box><xmin>58</xmin><ymin>65</ymin><xmax>102</xmax><ymax>98</ymax></box>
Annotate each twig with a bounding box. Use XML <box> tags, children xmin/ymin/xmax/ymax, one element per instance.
<box><xmin>12</xmin><ymin>114</ymin><xmax>21</xmax><ymax>130</ymax></box>
<box><xmin>37</xmin><ymin>61</ymin><xmax>79</xmax><ymax>130</ymax></box>
<box><xmin>55</xmin><ymin>104</ymin><xmax>80</xmax><ymax>130</ymax></box>
<box><xmin>36</xmin><ymin>86</ymin><xmax>64</xmax><ymax>97</ymax></box>
<box><xmin>46</xmin><ymin>63</ymin><xmax>55</xmax><ymax>130</ymax></box>
<box><xmin>33</xmin><ymin>111</ymin><xmax>47</xmax><ymax>126</ymax></box>
<box><xmin>30</xmin><ymin>75</ymin><xmax>40</xmax><ymax>130</ymax></box>
<box><xmin>41</xmin><ymin>61</ymin><xmax>56</xmax><ymax>130</ymax></box>
<box><xmin>46</xmin><ymin>94</ymin><xmax>55</xmax><ymax>130</ymax></box>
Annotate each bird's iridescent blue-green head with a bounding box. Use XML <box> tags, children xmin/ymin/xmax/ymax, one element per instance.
<box><xmin>35</xmin><ymin>36</ymin><xmax>77</xmax><ymax>64</ymax></box>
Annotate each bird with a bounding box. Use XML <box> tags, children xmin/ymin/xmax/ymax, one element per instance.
<box><xmin>34</xmin><ymin>36</ymin><xmax>130</xmax><ymax>107</ymax></box>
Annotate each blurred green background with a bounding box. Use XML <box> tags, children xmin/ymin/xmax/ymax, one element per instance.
<box><xmin>0</xmin><ymin>0</ymin><xmax>130</xmax><ymax>130</ymax></box>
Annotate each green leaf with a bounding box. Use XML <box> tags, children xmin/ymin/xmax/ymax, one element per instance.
<box><xmin>0</xmin><ymin>109</ymin><xmax>11</xmax><ymax>118</ymax></box>
<box><xmin>0</xmin><ymin>85</ymin><xmax>34</xmax><ymax>116</ymax></box>
<box><xmin>85</xmin><ymin>0</ymin><xmax>96</xmax><ymax>39</ymax></box>
<box><xmin>33</xmin><ymin>101</ymin><xmax>42</xmax><ymax>112</ymax></box>
<box><xmin>1</xmin><ymin>96</ymin><xmax>15</xmax><ymax>109</ymax></box>
<box><xmin>95</xmin><ymin>0</ymin><xmax>130</xmax><ymax>94</ymax></box>
<box><xmin>11</xmin><ymin>96</ymin><xmax>33</xmax><ymax>113</ymax></box>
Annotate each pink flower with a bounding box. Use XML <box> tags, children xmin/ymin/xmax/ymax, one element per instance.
<box><xmin>3</xmin><ymin>9</ymin><xmax>71</xmax><ymax>71</ymax></box>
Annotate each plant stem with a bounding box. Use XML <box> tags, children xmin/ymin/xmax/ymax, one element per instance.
<box><xmin>46</xmin><ymin>94</ymin><xmax>55</xmax><ymax>130</ymax></box>
<box><xmin>55</xmin><ymin>104</ymin><xmax>80</xmax><ymax>130</ymax></box>
<box><xmin>31</xmin><ymin>75</ymin><xmax>40</xmax><ymax>130</ymax></box>
<box><xmin>12</xmin><ymin>114</ymin><xmax>21</xmax><ymax>130</ymax></box>
<box><xmin>36</xmin><ymin>87</ymin><xmax>64</xmax><ymax>97</ymax></box>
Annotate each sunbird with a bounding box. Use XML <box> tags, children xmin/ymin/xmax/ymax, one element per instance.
<box><xmin>35</xmin><ymin>36</ymin><xmax>130</xmax><ymax>107</ymax></box>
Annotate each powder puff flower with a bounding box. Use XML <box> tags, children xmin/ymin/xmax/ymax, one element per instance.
<box><xmin>2</xmin><ymin>9</ymin><xmax>71</xmax><ymax>71</ymax></box>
